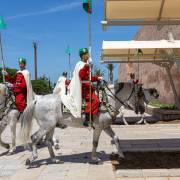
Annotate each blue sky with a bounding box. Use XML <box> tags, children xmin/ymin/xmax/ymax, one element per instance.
<box><xmin>0</xmin><ymin>0</ymin><xmax>139</xmax><ymax>82</ymax></box>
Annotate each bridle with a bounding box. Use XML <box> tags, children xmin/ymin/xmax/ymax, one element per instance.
<box><xmin>0</xmin><ymin>85</ymin><xmax>16</xmax><ymax>120</ymax></box>
<box><xmin>98</xmin><ymin>80</ymin><xmax>135</xmax><ymax>110</ymax></box>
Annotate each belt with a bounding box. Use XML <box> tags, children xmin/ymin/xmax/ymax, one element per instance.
<box><xmin>82</xmin><ymin>80</ymin><xmax>91</xmax><ymax>83</ymax></box>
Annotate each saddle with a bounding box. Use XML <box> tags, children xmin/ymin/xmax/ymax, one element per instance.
<box><xmin>62</xmin><ymin>81</ymin><xmax>119</xmax><ymax>120</ymax></box>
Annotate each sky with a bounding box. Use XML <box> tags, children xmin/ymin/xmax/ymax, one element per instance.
<box><xmin>0</xmin><ymin>0</ymin><xmax>139</xmax><ymax>83</ymax></box>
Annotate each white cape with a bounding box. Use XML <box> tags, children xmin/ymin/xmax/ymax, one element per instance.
<box><xmin>17</xmin><ymin>69</ymin><xmax>34</xmax><ymax>106</ymax></box>
<box><xmin>53</xmin><ymin>76</ymin><xmax>64</xmax><ymax>96</ymax></box>
<box><xmin>59</xmin><ymin>61</ymin><xmax>85</xmax><ymax>118</ymax></box>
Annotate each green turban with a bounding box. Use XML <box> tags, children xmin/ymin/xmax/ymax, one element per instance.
<box><xmin>18</xmin><ymin>57</ymin><xmax>26</xmax><ymax>65</ymax></box>
<box><xmin>79</xmin><ymin>48</ymin><xmax>89</xmax><ymax>56</ymax></box>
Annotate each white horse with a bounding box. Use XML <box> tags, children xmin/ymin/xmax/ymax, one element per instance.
<box><xmin>0</xmin><ymin>84</ymin><xmax>59</xmax><ymax>155</ymax></box>
<box><xmin>0</xmin><ymin>84</ymin><xmax>20</xmax><ymax>154</ymax></box>
<box><xmin>20</xmin><ymin>81</ymin><xmax>157</xmax><ymax>166</ymax></box>
<box><xmin>111</xmin><ymin>83</ymin><xmax>159</xmax><ymax>125</ymax></box>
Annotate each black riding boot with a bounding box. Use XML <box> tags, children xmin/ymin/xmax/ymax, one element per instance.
<box><xmin>83</xmin><ymin>113</ymin><xmax>89</xmax><ymax>127</ymax></box>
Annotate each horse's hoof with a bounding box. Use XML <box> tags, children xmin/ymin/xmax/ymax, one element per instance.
<box><xmin>90</xmin><ymin>157</ymin><xmax>103</xmax><ymax>165</ymax></box>
<box><xmin>123</xmin><ymin>121</ymin><xmax>129</xmax><ymax>125</ymax></box>
<box><xmin>52</xmin><ymin>158</ymin><xmax>64</xmax><ymax>164</ymax></box>
<box><xmin>118</xmin><ymin>154</ymin><xmax>125</xmax><ymax>159</ymax></box>
<box><xmin>118</xmin><ymin>151</ymin><xmax>125</xmax><ymax>159</ymax></box>
<box><xmin>135</xmin><ymin>121</ymin><xmax>142</xmax><ymax>125</ymax></box>
<box><xmin>25</xmin><ymin>158</ymin><xmax>31</xmax><ymax>166</ymax></box>
<box><xmin>144</xmin><ymin>120</ymin><xmax>149</xmax><ymax>125</ymax></box>
<box><xmin>118</xmin><ymin>156</ymin><xmax>125</xmax><ymax>162</ymax></box>
<box><xmin>7</xmin><ymin>150</ymin><xmax>16</xmax><ymax>156</ymax></box>
<box><xmin>54</xmin><ymin>144</ymin><xmax>60</xmax><ymax>151</ymax></box>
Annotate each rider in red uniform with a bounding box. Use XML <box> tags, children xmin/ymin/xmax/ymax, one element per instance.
<box><xmin>78</xmin><ymin>48</ymin><xmax>102</xmax><ymax>126</ymax></box>
<box><xmin>3</xmin><ymin>58</ymin><xmax>27</xmax><ymax>112</ymax></box>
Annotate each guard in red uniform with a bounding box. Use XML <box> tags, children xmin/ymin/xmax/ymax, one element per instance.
<box><xmin>78</xmin><ymin>48</ymin><xmax>103</xmax><ymax>126</ymax></box>
<box><xmin>3</xmin><ymin>58</ymin><xmax>27</xmax><ymax>112</ymax></box>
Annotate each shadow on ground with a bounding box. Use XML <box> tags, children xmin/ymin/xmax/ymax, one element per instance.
<box><xmin>27</xmin><ymin>151</ymin><xmax>109</xmax><ymax>168</ymax></box>
<box><xmin>111</xmin><ymin>152</ymin><xmax>180</xmax><ymax>169</ymax></box>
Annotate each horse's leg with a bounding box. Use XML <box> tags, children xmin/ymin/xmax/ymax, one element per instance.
<box><xmin>121</xmin><ymin>114</ymin><xmax>129</xmax><ymax>125</ymax></box>
<box><xmin>8</xmin><ymin>115</ymin><xmax>18</xmax><ymax>154</ymax></box>
<box><xmin>25</xmin><ymin>128</ymin><xmax>48</xmax><ymax>166</ymax></box>
<box><xmin>104</xmin><ymin>126</ymin><xmax>124</xmax><ymax>158</ymax></box>
<box><xmin>52</xmin><ymin>135</ymin><xmax>60</xmax><ymax>150</ymax></box>
<box><xmin>136</xmin><ymin>113</ymin><xmax>148</xmax><ymax>124</ymax></box>
<box><xmin>0</xmin><ymin>117</ymin><xmax>10</xmax><ymax>149</ymax></box>
<box><xmin>46</xmin><ymin>129</ymin><xmax>61</xmax><ymax>164</ymax></box>
<box><xmin>91</xmin><ymin>127</ymin><xmax>102</xmax><ymax>164</ymax></box>
<box><xmin>119</xmin><ymin>106</ymin><xmax>129</xmax><ymax>125</ymax></box>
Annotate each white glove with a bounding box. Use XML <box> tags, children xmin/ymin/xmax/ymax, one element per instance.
<box><xmin>2</xmin><ymin>70</ymin><xmax>8</xmax><ymax>76</ymax></box>
<box><xmin>5</xmin><ymin>82</ymin><xmax>13</xmax><ymax>88</ymax></box>
<box><xmin>98</xmin><ymin>77</ymin><xmax>103</xmax><ymax>81</ymax></box>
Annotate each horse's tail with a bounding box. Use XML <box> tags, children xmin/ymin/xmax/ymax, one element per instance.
<box><xmin>20</xmin><ymin>100</ymin><xmax>36</xmax><ymax>144</ymax></box>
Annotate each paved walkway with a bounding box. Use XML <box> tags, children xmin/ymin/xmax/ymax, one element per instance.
<box><xmin>0</xmin><ymin>117</ymin><xmax>180</xmax><ymax>179</ymax></box>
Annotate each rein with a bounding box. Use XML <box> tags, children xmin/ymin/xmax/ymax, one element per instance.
<box><xmin>0</xmin><ymin>87</ymin><xmax>16</xmax><ymax>120</ymax></box>
<box><xmin>101</xmin><ymin>80</ymin><xmax>134</xmax><ymax>110</ymax></box>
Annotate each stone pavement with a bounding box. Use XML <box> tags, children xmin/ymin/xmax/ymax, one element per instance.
<box><xmin>0</xmin><ymin>118</ymin><xmax>180</xmax><ymax>179</ymax></box>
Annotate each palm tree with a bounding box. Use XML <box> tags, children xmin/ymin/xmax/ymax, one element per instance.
<box><xmin>106</xmin><ymin>63</ymin><xmax>114</xmax><ymax>84</ymax></box>
<box><xmin>93</xmin><ymin>65</ymin><xmax>105</xmax><ymax>77</ymax></box>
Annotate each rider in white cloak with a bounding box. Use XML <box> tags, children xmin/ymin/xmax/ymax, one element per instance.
<box><xmin>2</xmin><ymin>58</ymin><xmax>34</xmax><ymax>112</ymax></box>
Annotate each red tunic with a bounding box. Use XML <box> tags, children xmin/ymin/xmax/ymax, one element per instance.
<box><xmin>5</xmin><ymin>73</ymin><xmax>27</xmax><ymax>112</ymax></box>
<box><xmin>65</xmin><ymin>79</ymin><xmax>71</xmax><ymax>86</ymax></box>
<box><xmin>79</xmin><ymin>64</ymin><xmax>100</xmax><ymax>115</ymax></box>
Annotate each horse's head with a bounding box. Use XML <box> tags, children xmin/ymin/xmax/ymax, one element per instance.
<box><xmin>143</xmin><ymin>88</ymin><xmax>159</xmax><ymax>104</ymax></box>
<box><xmin>114</xmin><ymin>82</ymin><xmax>146</xmax><ymax>114</ymax></box>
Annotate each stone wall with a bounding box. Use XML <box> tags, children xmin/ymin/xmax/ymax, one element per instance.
<box><xmin>118</xmin><ymin>25</ymin><xmax>180</xmax><ymax>104</ymax></box>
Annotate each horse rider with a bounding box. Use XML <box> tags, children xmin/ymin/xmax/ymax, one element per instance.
<box><xmin>77</xmin><ymin>48</ymin><xmax>103</xmax><ymax>126</ymax></box>
<box><xmin>2</xmin><ymin>58</ymin><xmax>34</xmax><ymax>113</ymax></box>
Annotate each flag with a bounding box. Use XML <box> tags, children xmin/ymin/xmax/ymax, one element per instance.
<box><xmin>83</xmin><ymin>0</ymin><xmax>92</xmax><ymax>14</ymax></box>
<box><xmin>65</xmin><ymin>46</ymin><xmax>71</xmax><ymax>55</ymax></box>
<box><xmin>0</xmin><ymin>17</ymin><xmax>7</xmax><ymax>29</ymax></box>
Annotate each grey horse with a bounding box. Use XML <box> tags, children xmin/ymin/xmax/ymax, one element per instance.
<box><xmin>0</xmin><ymin>83</ymin><xmax>20</xmax><ymax>154</ymax></box>
<box><xmin>112</xmin><ymin>83</ymin><xmax>159</xmax><ymax>125</ymax></box>
<box><xmin>0</xmin><ymin>84</ymin><xmax>59</xmax><ymax>155</ymax></box>
<box><xmin>20</xmin><ymin>82</ymin><xmax>158</xmax><ymax>166</ymax></box>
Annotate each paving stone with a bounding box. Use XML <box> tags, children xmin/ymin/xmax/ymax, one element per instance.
<box><xmin>116</xmin><ymin>169</ymin><xmax>143</xmax><ymax>178</ymax></box>
<box><xmin>142</xmin><ymin>169</ymin><xmax>169</xmax><ymax>177</ymax></box>
<box><xmin>168</xmin><ymin>169</ymin><xmax>180</xmax><ymax>177</ymax></box>
<box><xmin>116</xmin><ymin>178</ymin><xmax>145</xmax><ymax>180</ymax></box>
<box><xmin>1</xmin><ymin>114</ymin><xmax>180</xmax><ymax>179</ymax></box>
<box><xmin>145</xmin><ymin>178</ymin><xmax>169</xmax><ymax>180</ymax></box>
<box><xmin>169</xmin><ymin>177</ymin><xmax>180</xmax><ymax>180</ymax></box>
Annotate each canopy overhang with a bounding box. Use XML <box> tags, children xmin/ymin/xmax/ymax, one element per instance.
<box><xmin>101</xmin><ymin>40</ymin><xmax>180</xmax><ymax>63</ymax></box>
<box><xmin>102</xmin><ymin>0</ymin><xmax>180</xmax><ymax>28</ymax></box>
